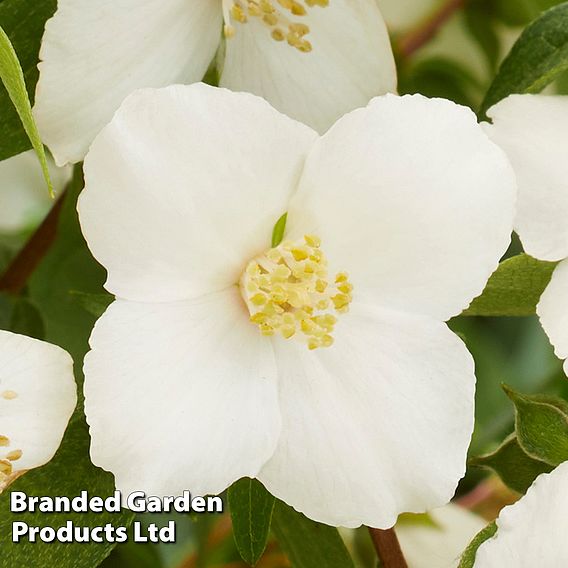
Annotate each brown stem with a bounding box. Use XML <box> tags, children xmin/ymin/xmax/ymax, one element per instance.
<box><xmin>397</xmin><ymin>0</ymin><xmax>467</xmax><ymax>59</ymax></box>
<box><xmin>368</xmin><ymin>527</ymin><xmax>408</xmax><ymax>568</ymax></box>
<box><xmin>0</xmin><ymin>193</ymin><xmax>66</xmax><ymax>295</ymax></box>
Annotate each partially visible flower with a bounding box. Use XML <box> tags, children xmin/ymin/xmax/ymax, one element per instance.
<box><xmin>484</xmin><ymin>95</ymin><xmax>568</xmax><ymax>371</ymax></box>
<box><xmin>396</xmin><ymin>505</ymin><xmax>486</xmax><ymax>568</ymax></box>
<box><xmin>0</xmin><ymin>151</ymin><xmax>71</xmax><ymax>234</ymax></box>
<box><xmin>473</xmin><ymin>461</ymin><xmax>568</xmax><ymax>566</ymax></box>
<box><xmin>34</xmin><ymin>0</ymin><xmax>397</xmax><ymax>166</ymax></box>
<box><xmin>79</xmin><ymin>83</ymin><xmax>515</xmax><ymax>528</ymax></box>
<box><xmin>0</xmin><ymin>331</ymin><xmax>76</xmax><ymax>491</ymax></box>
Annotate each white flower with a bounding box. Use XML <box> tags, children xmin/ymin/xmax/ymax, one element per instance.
<box><xmin>33</xmin><ymin>0</ymin><xmax>396</xmax><ymax>167</ymax></box>
<box><xmin>473</xmin><ymin>461</ymin><xmax>568</xmax><ymax>567</ymax></box>
<box><xmin>0</xmin><ymin>331</ymin><xmax>76</xmax><ymax>491</ymax></box>
<box><xmin>484</xmin><ymin>95</ymin><xmax>568</xmax><ymax>374</ymax></box>
<box><xmin>396</xmin><ymin>505</ymin><xmax>486</xmax><ymax>568</ymax></box>
<box><xmin>0</xmin><ymin>151</ymin><xmax>71</xmax><ymax>234</ymax></box>
<box><xmin>79</xmin><ymin>83</ymin><xmax>515</xmax><ymax>528</ymax></box>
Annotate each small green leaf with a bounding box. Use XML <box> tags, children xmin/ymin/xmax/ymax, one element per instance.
<box><xmin>229</xmin><ymin>478</ymin><xmax>275</xmax><ymax>566</ymax></box>
<box><xmin>481</xmin><ymin>3</ymin><xmax>568</xmax><ymax>117</ymax></box>
<box><xmin>271</xmin><ymin>213</ymin><xmax>288</xmax><ymax>247</ymax></box>
<box><xmin>0</xmin><ymin>24</ymin><xmax>52</xmax><ymax>194</ymax></box>
<box><xmin>458</xmin><ymin>522</ymin><xmax>497</xmax><ymax>568</ymax></box>
<box><xmin>504</xmin><ymin>385</ymin><xmax>568</xmax><ymax>466</ymax></box>
<box><xmin>70</xmin><ymin>291</ymin><xmax>114</xmax><ymax>318</ymax></box>
<box><xmin>462</xmin><ymin>254</ymin><xmax>556</xmax><ymax>317</ymax></box>
<box><xmin>272</xmin><ymin>501</ymin><xmax>355</xmax><ymax>568</ymax></box>
<box><xmin>0</xmin><ymin>0</ymin><xmax>57</xmax><ymax>162</ymax></box>
<box><xmin>470</xmin><ymin>434</ymin><xmax>553</xmax><ymax>494</ymax></box>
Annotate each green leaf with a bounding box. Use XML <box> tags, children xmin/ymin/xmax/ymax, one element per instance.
<box><xmin>462</xmin><ymin>254</ymin><xmax>556</xmax><ymax>317</ymax></box>
<box><xmin>458</xmin><ymin>522</ymin><xmax>497</xmax><ymax>568</ymax></box>
<box><xmin>229</xmin><ymin>478</ymin><xmax>275</xmax><ymax>566</ymax></box>
<box><xmin>0</xmin><ymin>414</ymin><xmax>134</xmax><ymax>568</ymax></box>
<box><xmin>70</xmin><ymin>291</ymin><xmax>114</xmax><ymax>318</ymax></box>
<box><xmin>493</xmin><ymin>0</ymin><xmax>565</xmax><ymax>26</ymax></box>
<box><xmin>0</xmin><ymin>0</ymin><xmax>56</xmax><ymax>162</ymax></box>
<box><xmin>271</xmin><ymin>501</ymin><xmax>355</xmax><ymax>568</ymax></box>
<box><xmin>504</xmin><ymin>385</ymin><xmax>568</xmax><ymax>466</ymax></box>
<box><xmin>481</xmin><ymin>3</ymin><xmax>568</xmax><ymax>116</ymax></box>
<box><xmin>271</xmin><ymin>213</ymin><xmax>288</xmax><ymax>247</ymax></box>
<box><xmin>399</xmin><ymin>57</ymin><xmax>482</xmax><ymax>109</ymax></box>
<box><xmin>0</xmin><ymin>294</ymin><xmax>44</xmax><ymax>339</ymax></box>
<box><xmin>0</xmin><ymin>23</ymin><xmax>51</xmax><ymax>194</ymax></box>
<box><xmin>29</xmin><ymin>167</ymin><xmax>106</xmax><ymax>363</ymax></box>
<box><xmin>465</xmin><ymin>2</ymin><xmax>500</xmax><ymax>72</ymax></box>
<box><xmin>470</xmin><ymin>434</ymin><xmax>553</xmax><ymax>493</ymax></box>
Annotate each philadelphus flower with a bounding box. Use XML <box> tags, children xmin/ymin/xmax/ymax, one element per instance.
<box><xmin>484</xmin><ymin>95</ymin><xmax>568</xmax><ymax>375</ymax></box>
<box><xmin>0</xmin><ymin>151</ymin><xmax>71</xmax><ymax>234</ymax></box>
<box><xmin>33</xmin><ymin>0</ymin><xmax>396</xmax><ymax>166</ymax></box>
<box><xmin>79</xmin><ymin>83</ymin><xmax>515</xmax><ymax>528</ymax></box>
<box><xmin>473</xmin><ymin>461</ymin><xmax>568</xmax><ymax>566</ymax></box>
<box><xmin>0</xmin><ymin>331</ymin><xmax>76</xmax><ymax>491</ymax></box>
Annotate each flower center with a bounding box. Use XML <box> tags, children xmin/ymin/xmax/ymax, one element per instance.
<box><xmin>240</xmin><ymin>235</ymin><xmax>353</xmax><ymax>350</ymax></box>
<box><xmin>222</xmin><ymin>0</ymin><xmax>329</xmax><ymax>52</ymax></box>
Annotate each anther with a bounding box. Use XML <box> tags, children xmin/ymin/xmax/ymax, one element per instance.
<box><xmin>240</xmin><ymin>234</ymin><xmax>353</xmax><ymax>350</ymax></box>
<box><xmin>222</xmin><ymin>0</ymin><xmax>328</xmax><ymax>52</ymax></box>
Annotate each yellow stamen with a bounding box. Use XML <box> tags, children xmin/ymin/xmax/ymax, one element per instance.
<box><xmin>240</xmin><ymin>234</ymin><xmax>353</xmax><ymax>350</ymax></box>
<box><xmin>222</xmin><ymin>0</ymin><xmax>329</xmax><ymax>52</ymax></box>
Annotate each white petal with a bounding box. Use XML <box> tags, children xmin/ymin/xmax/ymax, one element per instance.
<box><xmin>0</xmin><ymin>331</ymin><xmax>76</xmax><ymax>474</ymax></box>
<box><xmin>537</xmin><ymin>260</ymin><xmax>568</xmax><ymax>375</ymax></box>
<box><xmin>220</xmin><ymin>0</ymin><xmax>396</xmax><ymax>133</ymax></box>
<box><xmin>485</xmin><ymin>95</ymin><xmax>568</xmax><ymax>261</ymax></box>
<box><xmin>474</xmin><ymin>461</ymin><xmax>568</xmax><ymax>567</ymax></box>
<box><xmin>34</xmin><ymin>0</ymin><xmax>222</xmax><ymax>165</ymax></box>
<box><xmin>396</xmin><ymin>504</ymin><xmax>486</xmax><ymax>568</ymax></box>
<box><xmin>258</xmin><ymin>303</ymin><xmax>475</xmax><ymax>528</ymax></box>
<box><xmin>84</xmin><ymin>287</ymin><xmax>280</xmax><ymax>497</ymax></box>
<box><xmin>0</xmin><ymin>151</ymin><xmax>71</xmax><ymax>233</ymax></box>
<box><xmin>79</xmin><ymin>84</ymin><xmax>317</xmax><ymax>303</ymax></box>
<box><xmin>286</xmin><ymin>94</ymin><xmax>516</xmax><ymax>321</ymax></box>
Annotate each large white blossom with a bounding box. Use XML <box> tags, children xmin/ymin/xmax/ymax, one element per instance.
<box><xmin>473</xmin><ymin>461</ymin><xmax>568</xmax><ymax>567</ymax></box>
<box><xmin>0</xmin><ymin>151</ymin><xmax>71</xmax><ymax>234</ymax></box>
<box><xmin>0</xmin><ymin>331</ymin><xmax>76</xmax><ymax>491</ymax></box>
<box><xmin>33</xmin><ymin>0</ymin><xmax>396</xmax><ymax>166</ymax></box>
<box><xmin>484</xmin><ymin>95</ymin><xmax>568</xmax><ymax>374</ymax></box>
<box><xmin>79</xmin><ymin>83</ymin><xmax>515</xmax><ymax>528</ymax></box>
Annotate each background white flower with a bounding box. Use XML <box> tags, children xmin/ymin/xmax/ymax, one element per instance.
<box><xmin>79</xmin><ymin>83</ymin><xmax>515</xmax><ymax>528</ymax></box>
<box><xmin>0</xmin><ymin>151</ymin><xmax>71</xmax><ymax>235</ymax></box>
<box><xmin>396</xmin><ymin>505</ymin><xmax>486</xmax><ymax>568</ymax></box>
<box><xmin>485</xmin><ymin>95</ymin><xmax>568</xmax><ymax>375</ymax></box>
<box><xmin>33</xmin><ymin>0</ymin><xmax>396</xmax><ymax>166</ymax></box>
<box><xmin>0</xmin><ymin>330</ymin><xmax>76</xmax><ymax>491</ymax></box>
<box><xmin>473</xmin><ymin>461</ymin><xmax>568</xmax><ymax>567</ymax></box>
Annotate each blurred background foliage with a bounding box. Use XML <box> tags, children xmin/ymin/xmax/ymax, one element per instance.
<box><xmin>1</xmin><ymin>0</ymin><xmax>567</xmax><ymax>567</ymax></box>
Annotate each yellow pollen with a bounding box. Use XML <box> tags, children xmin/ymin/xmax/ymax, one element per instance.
<box><xmin>0</xmin><ymin>436</ymin><xmax>9</xmax><ymax>447</ymax></box>
<box><xmin>6</xmin><ymin>450</ymin><xmax>22</xmax><ymax>462</ymax></box>
<box><xmin>222</xmin><ymin>0</ymin><xmax>329</xmax><ymax>52</ymax></box>
<box><xmin>240</xmin><ymin>234</ymin><xmax>353</xmax><ymax>350</ymax></box>
<box><xmin>1</xmin><ymin>390</ymin><xmax>17</xmax><ymax>400</ymax></box>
